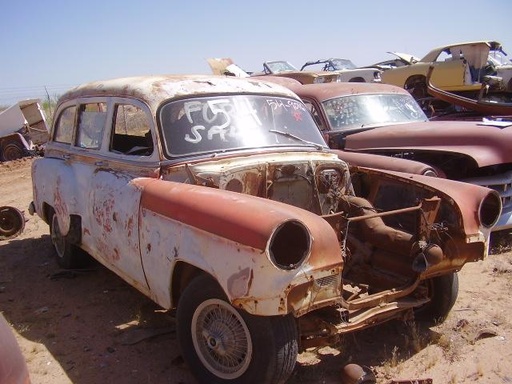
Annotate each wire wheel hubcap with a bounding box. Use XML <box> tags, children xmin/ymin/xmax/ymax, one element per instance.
<box><xmin>191</xmin><ymin>298</ymin><xmax>252</xmax><ymax>379</ymax></box>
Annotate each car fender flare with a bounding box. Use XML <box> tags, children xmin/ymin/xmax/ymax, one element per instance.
<box><xmin>31</xmin><ymin>157</ymin><xmax>82</xmax><ymax>235</ymax></box>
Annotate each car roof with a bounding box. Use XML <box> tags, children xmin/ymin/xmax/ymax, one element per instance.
<box><xmin>421</xmin><ymin>40</ymin><xmax>502</xmax><ymax>62</ymax></box>
<box><xmin>58</xmin><ymin>75</ymin><xmax>300</xmax><ymax>110</ymax></box>
<box><xmin>288</xmin><ymin>82</ymin><xmax>410</xmax><ymax>102</ymax></box>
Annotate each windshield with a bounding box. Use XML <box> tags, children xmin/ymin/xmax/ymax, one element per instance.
<box><xmin>322</xmin><ymin>94</ymin><xmax>427</xmax><ymax>131</ymax></box>
<box><xmin>264</xmin><ymin>61</ymin><xmax>297</xmax><ymax>74</ymax></box>
<box><xmin>489</xmin><ymin>50</ymin><xmax>510</xmax><ymax>66</ymax></box>
<box><xmin>160</xmin><ymin>95</ymin><xmax>327</xmax><ymax>157</ymax></box>
<box><xmin>330</xmin><ymin>59</ymin><xmax>357</xmax><ymax>70</ymax></box>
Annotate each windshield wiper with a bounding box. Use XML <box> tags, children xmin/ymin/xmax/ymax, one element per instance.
<box><xmin>269</xmin><ymin>129</ymin><xmax>324</xmax><ymax>150</ymax></box>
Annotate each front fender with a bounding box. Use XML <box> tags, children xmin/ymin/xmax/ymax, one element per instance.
<box><xmin>360</xmin><ymin>168</ymin><xmax>502</xmax><ymax>239</ymax></box>
<box><xmin>134</xmin><ymin>178</ymin><xmax>342</xmax><ymax>315</ymax></box>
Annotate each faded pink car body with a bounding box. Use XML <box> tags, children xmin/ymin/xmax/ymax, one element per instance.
<box><xmin>30</xmin><ymin>75</ymin><xmax>502</xmax><ymax>383</ymax></box>
<box><xmin>0</xmin><ymin>314</ymin><xmax>31</xmax><ymax>384</ymax></box>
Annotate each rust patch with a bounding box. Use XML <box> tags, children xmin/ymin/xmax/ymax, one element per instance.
<box><xmin>126</xmin><ymin>216</ymin><xmax>134</xmax><ymax>238</ymax></box>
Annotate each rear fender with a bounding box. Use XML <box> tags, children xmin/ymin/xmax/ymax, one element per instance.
<box><xmin>31</xmin><ymin>157</ymin><xmax>82</xmax><ymax>236</ymax></box>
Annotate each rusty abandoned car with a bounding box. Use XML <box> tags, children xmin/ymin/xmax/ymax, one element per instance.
<box><xmin>288</xmin><ymin>81</ymin><xmax>512</xmax><ymax>233</ymax></box>
<box><xmin>29</xmin><ymin>75</ymin><xmax>501</xmax><ymax>384</ymax></box>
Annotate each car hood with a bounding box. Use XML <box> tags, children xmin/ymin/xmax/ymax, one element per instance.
<box><xmin>344</xmin><ymin>120</ymin><xmax>512</xmax><ymax>167</ymax></box>
<box><xmin>388</xmin><ymin>52</ymin><xmax>420</xmax><ymax>64</ymax></box>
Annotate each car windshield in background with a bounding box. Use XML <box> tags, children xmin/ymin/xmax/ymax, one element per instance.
<box><xmin>488</xmin><ymin>50</ymin><xmax>510</xmax><ymax>66</ymax></box>
<box><xmin>160</xmin><ymin>95</ymin><xmax>327</xmax><ymax>157</ymax></box>
<box><xmin>322</xmin><ymin>94</ymin><xmax>427</xmax><ymax>131</ymax></box>
<box><xmin>330</xmin><ymin>59</ymin><xmax>357</xmax><ymax>70</ymax></box>
<box><xmin>264</xmin><ymin>61</ymin><xmax>297</xmax><ymax>74</ymax></box>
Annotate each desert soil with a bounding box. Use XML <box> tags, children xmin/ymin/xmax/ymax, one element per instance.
<box><xmin>1</xmin><ymin>157</ymin><xmax>511</xmax><ymax>384</ymax></box>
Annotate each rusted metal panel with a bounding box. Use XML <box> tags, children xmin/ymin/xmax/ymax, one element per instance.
<box><xmin>135</xmin><ymin>177</ymin><xmax>343</xmax><ymax>315</ymax></box>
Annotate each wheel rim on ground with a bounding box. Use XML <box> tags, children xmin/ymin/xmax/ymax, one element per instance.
<box><xmin>191</xmin><ymin>298</ymin><xmax>252</xmax><ymax>379</ymax></box>
<box><xmin>0</xmin><ymin>206</ymin><xmax>25</xmax><ymax>240</ymax></box>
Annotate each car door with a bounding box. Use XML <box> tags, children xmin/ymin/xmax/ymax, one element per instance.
<box><xmin>76</xmin><ymin>98</ymin><xmax>159</xmax><ymax>291</ymax></box>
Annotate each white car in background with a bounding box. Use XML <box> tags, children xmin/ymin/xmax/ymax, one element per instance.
<box><xmin>488</xmin><ymin>48</ymin><xmax>512</xmax><ymax>90</ymax></box>
<box><xmin>300</xmin><ymin>58</ymin><xmax>382</xmax><ymax>83</ymax></box>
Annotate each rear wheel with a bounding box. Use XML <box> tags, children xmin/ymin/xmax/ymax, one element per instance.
<box><xmin>415</xmin><ymin>272</ymin><xmax>459</xmax><ymax>325</ymax></box>
<box><xmin>50</xmin><ymin>213</ymin><xmax>89</xmax><ymax>269</ymax></box>
<box><xmin>177</xmin><ymin>274</ymin><xmax>298</xmax><ymax>384</ymax></box>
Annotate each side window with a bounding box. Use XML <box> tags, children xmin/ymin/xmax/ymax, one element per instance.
<box><xmin>76</xmin><ymin>103</ymin><xmax>107</xmax><ymax>149</ymax></box>
<box><xmin>53</xmin><ymin>106</ymin><xmax>76</xmax><ymax>144</ymax></box>
<box><xmin>110</xmin><ymin>104</ymin><xmax>153</xmax><ymax>156</ymax></box>
<box><xmin>303</xmin><ymin>101</ymin><xmax>325</xmax><ymax>131</ymax></box>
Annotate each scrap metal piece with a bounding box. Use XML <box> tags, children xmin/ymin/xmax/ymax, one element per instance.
<box><xmin>340</xmin><ymin>363</ymin><xmax>376</xmax><ymax>384</ymax></box>
<box><xmin>0</xmin><ymin>206</ymin><xmax>25</xmax><ymax>240</ymax></box>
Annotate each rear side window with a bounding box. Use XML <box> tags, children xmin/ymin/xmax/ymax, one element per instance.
<box><xmin>76</xmin><ymin>103</ymin><xmax>107</xmax><ymax>149</ymax></box>
<box><xmin>53</xmin><ymin>106</ymin><xmax>76</xmax><ymax>144</ymax></box>
<box><xmin>110</xmin><ymin>104</ymin><xmax>153</xmax><ymax>156</ymax></box>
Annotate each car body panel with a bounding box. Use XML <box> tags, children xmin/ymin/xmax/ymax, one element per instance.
<box><xmin>371</xmin><ymin>52</ymin><xmax>419</xmax><ymax>71</ymax></box>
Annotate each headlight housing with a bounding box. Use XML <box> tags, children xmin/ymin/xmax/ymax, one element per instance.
<box><xmin>268</xmin><ymin>220</ymin><xmax>311</xmax><ymax>270</ymax></box>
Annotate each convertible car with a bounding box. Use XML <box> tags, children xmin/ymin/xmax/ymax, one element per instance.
<box><xmin>30</xmin><ymin>75</ymin><xmax>500</xmax><ymax>384</ymax></box>
<box><xmin>254</xmin><ymin>60</ymin><xmax>381</xmax><ymax>84</ymax></box>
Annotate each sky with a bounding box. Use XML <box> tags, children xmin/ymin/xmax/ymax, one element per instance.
<box><xmin>1</xmin><ymin>0</ymin><xmax>511</xmax><ymax>106</ymax></box>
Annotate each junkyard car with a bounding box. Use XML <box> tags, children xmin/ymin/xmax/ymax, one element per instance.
<box><xmin>0</xmin><ymin>99</ymin><xmax>49</xmax><ymax>161</ymax></box>
<box><xmin>288</xmin><ymin>81</ymin><xmax>512</xmax><ymax>232</ymax></box>
<box><xmin>488</xmin><ymin>47</ymin><xmax>512</xmax><ymax>90</ymax></box>
<box><xmin>30</xmin><ymin>75</ymin><xmax>501</xmax><ymax>384</ymax></box>
<box><xmin>253</xmin><ymin>60</ymin><xmax>381</xmax><ymax>84</ymax></box>
<box><xmin>300</xmin><ymin>58</ymin><xmax>382</xmax><ymax>83</ymax></box>
<box><xmin>381</xmin><ymin>40</ymin><xmax>512</xmax><ymax>99</ymax></box>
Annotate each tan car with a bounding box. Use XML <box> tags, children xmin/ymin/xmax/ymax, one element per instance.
<box><xmin>381</xmin><ymin>40</ymin><xmax>510</xmax><ymax>99</ymax></box>
<box><xmin>30</xmin><ymin>75</ymin><xmax>500</xmax><ymax>384</ymax></box>
<box><xmin>252</xmin><ymin>60</ymin><xmax>381</xmax><ymax>84</ymax></box>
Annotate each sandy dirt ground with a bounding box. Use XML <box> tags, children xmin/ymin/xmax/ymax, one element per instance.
<box><xmin>1</xmin><ymin>157</ymin><xmax>511</xmax><ymax>384</ymax></box>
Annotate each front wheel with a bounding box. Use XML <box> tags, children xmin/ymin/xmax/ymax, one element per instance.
<box><xmin>177</xmin><ymin>274</ymin><xmax>298</xmax><ymax>384</ymax></box>
<box><xmin>405</xmin><ymin>76</ymin><xmax>428</xmax><ymax>100</ymax></box>
<box><xmin>415</xmin><ymin>272</ymin><xmax>459</xmax><ymax>325</ymax></box>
